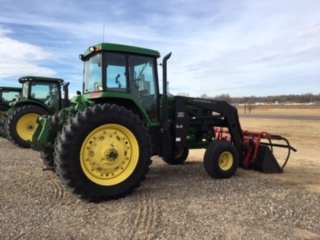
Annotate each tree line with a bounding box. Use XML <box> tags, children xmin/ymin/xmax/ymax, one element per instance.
<box><xmin>197</xmin><ymin>93</ymin><xmax>320</xmax><ymax>104</ymax></box>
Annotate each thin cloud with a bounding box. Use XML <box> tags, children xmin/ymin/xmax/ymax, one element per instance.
<box><xmin>0</xmin><ymin>27</ymin><xmax>56</xmax><ymax>78</ymax></box>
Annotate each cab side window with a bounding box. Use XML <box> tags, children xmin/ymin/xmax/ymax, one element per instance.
<box><xmin>128</xmin><ymin>55</ymin><xmax>158</xmax><ymax>121</ymax></box>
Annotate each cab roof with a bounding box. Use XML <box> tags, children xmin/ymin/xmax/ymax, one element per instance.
<box><xmin>0</xmin><ymin>86</ymin><xmax>21</xmax><ymax>92</ymax></box>
<box><xmin>82</xmin><ymin>43</ymin><xmax>161</xmax><ymax>59</ymax></box>
<box><xmin>18</xmin><ymin>76</ymin><xmax>64</xmax><ymax>84</ymax></box>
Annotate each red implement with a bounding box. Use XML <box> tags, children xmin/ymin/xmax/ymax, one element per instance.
<box><xmin>215</xmin><ymin>128</ymin><xmax>297</xmax><ymax>173</ymax></box>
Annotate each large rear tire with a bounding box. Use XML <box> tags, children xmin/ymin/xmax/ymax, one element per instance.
<box><xmin>204</xmin><ymin>141</ymin><xmax>239</xmax><ymax>179</ymax></box>
<box><xmin>6</xmin><ymin>105</ymin><xmax>49</xmax><ymax>148</ymax></box>
<box><xmin>54</xmin><ymin>104</ymin><xmax>153</xmax><ymax>202</ymax></box>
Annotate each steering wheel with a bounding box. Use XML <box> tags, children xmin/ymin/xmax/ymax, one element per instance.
<box><xmin>115</xmin><ymin>74</ymin><xmax>121</xmax><ymax>88</ymax></box>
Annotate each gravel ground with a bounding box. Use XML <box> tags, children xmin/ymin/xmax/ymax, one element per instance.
<box><xmin>1</xmin><ymin>137</ymin><xmax>320</xmax><ymax>240</ymax></box>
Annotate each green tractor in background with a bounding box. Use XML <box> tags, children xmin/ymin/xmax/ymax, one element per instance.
<box><xmin>0</xmin><ymin>86</ymin><xmax>22</xmax><ymax>113</ymax></box>
<box><xmin>31</xmin><ymin>43</ymin><xmax>295</xmax><ymax>202</ymax></box>
<box><xmin>3</xmin><ymin>76</ymin><xmax>70</xmax><ymax>148</ymax></box>
<box><xmin>0</xmin><ymin>86</ymin><xmax>22</xmax><ymax>136</ymax></box>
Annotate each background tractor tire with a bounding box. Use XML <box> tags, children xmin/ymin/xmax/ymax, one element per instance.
<box><xmin>204</xmin><ymin>141</ymin><xmax>239</xmax><ymax>179</ymax></box>
<box><xmin>0</xmin><ymin>108</ymin><xmax>10</xmax><ymax>137</ymax></box>
<box><xmin>54</xmin><ymin>103</ymin><xmax>153</xmax><ymax>202</ymax></box>
<box><xmin>40</xmin><ymin>151</ymin><xmax>55</xmax><ymax>169</ymax></box>
<box><xmin>0</xmin><ymin>105</ymin><xmax>10</xmax><ymax>114</ymax></box>
<box><xmin>6</xmin><ymin>105</ymin><xmax>49</xmax><ymax>148</ymax></box>
<box><xmin>162</xmin><ymin>145</ymin><xmax>189</xmax><ymax>164</ymax></box>
<box><xmin>39</xmin><ymin>112</ymin><xmax>61</xmax><ymax>170</ymax></box>
<box><xmin>40</xmin><ymin>107</ymin><xmax>74</xmax><ymax>171</ymax></box>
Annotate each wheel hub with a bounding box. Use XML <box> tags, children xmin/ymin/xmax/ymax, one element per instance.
<box><xmin>85</xmin><ymin>139</ymin><xmax>128</xmax><ymax>175</ymax></box>
<box><xmin>219</xmin><ymin>151</ymin><xmax>233</xmax><ymax>171</ymax></box>
<box><xmin>27</xmin><ymin>125</ymin><xmax>34</xmax><ymax>131</ymax></box>
<box><xmin>106</xmin><ymin>148</ymin><xmax>119</xmax><ymax>161</ymax></box>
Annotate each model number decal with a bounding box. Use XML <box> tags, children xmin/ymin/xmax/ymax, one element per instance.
<box><xmin>177</xmin><ymin>112</ymin><xmax>185</xmax><ymax>118</ymax></box>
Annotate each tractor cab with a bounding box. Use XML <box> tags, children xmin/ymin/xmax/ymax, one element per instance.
<box><xmin>0</xmin><ymin>87</ymin><xmax>22</xmax><ymax>104</ymax></box>
<box><xmin>0</xmin><ymin>86</ymin><xmax>22</xmax><ymax>113</ymax></box>
<box><xmin>79</xmin><ymin>43</ymin><xmax>161</xmax><ymax>122</ymax></box>
<box><xmin>19</xmin><ymin>76</ymin><xmax>67</xmax><ymax>113</ymax></box>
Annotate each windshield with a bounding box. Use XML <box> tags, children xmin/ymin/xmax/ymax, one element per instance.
<box><xmin>106</xmin><ymin>52</ymin><xmax>127</xmax><ymax>91</ymax></box>
<box><xmin>2</xmin><ymin>90</ymin><xmax>21</xmax><ymax>102</ymax></box>
<box><xmin>84</xmin><ymin>53</ymin><xmax>102</xmax><ymax>93</ymax></box>
<box><xmin>29</xmin><ymin>82</ymin><xmax>58</xmax><ymax>104</ymax></box>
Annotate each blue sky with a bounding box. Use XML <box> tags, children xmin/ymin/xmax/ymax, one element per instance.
<box><xmin>0</xmin><ymin>0</ymin><xmax>319</xmax><ymax>97</ymax></box>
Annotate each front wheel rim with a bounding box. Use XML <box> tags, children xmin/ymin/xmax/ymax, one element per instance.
<box><xmin>16</xmin><ymin>113</ymin><xmax>40</xmax><ymax>141</ymax></box>
<box><xmin>218</xmin><ymin>151</ymin><xmax>233</xmax><ymax>171</ymax></box>
<box><xmin>80</xmin><ymin>124</ymin><xmax>139</xmax><ymax>186</ymax></box>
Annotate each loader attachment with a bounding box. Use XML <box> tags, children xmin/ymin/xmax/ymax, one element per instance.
<box><xmin>215</xmin><ymin>128</ymin><xmax>297</xmax><ymax>173</ymax></box>
<box><xmin>253</xmin><ymin>145</ymin><xmax>283</xmax><ymax>173</ymax></box>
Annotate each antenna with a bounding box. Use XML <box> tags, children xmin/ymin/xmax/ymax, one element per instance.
<box><xmin>102</xmin><ymin>23</ymin><xmax>105</xmax><ymax>42</ymax></box>
<box><xmin>38</xmin><ymin>68</ymin><xmax>44</xmax><ymax>76</ymax></box>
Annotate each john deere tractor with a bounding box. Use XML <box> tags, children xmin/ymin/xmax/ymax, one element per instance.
<box><xmin>31</xmin><ymin>43</ymin><xmax>295</xmax><ymax>202</ymax></box>
<box><xmin>4</xmin><ymin>76</ymin><xmax>70</xmax><ymax>148</ymax></box>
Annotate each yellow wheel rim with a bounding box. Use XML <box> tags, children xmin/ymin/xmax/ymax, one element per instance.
<box><xmin>218</xmin><ymin>151</ymin><xmax>233</xmax><ymax>171</ymax></box>
<box><xmin>80</xmin><ymin>124</ymin><xmax>139</xmax><ymax>186</ymax></box>
<box><xmin>16</xmin><ymin>113</ymin><xmax>40</xmax><ymax>141</ymax></box>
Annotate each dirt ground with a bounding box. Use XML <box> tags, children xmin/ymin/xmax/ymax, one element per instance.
<box><xmin>0</xmin><ymin>106</ymin><xmax>319</xmax><ymax>239</ymax></box>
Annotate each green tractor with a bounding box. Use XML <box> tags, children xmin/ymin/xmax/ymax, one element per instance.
<box><xmin>4</xmin><ymin>76</ymin><xmax>70</xmax><ymax>148</ymax></box>
<box><xmin>31</xmin><ymin>43</ymin><xmax>296</xmax><ymax>202</ymax></box>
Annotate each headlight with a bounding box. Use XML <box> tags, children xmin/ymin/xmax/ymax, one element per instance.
<box><xmin>89</xmin><ymin>46</ymin><xmax>96</xmax><ymax>52</ymax></box>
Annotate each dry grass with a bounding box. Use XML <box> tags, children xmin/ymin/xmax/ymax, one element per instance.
<box><xmin>235</xmin><ymin>105</ymin><xmax>320</xmax><ymax>194</ymax></box>
<box><xmin>236</xmin><ymin>104</ymin><xmax>320</xmax><ymax>116</ymax></box>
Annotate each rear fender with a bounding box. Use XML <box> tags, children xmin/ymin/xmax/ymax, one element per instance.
<box><xmin>11</xmin><ymin>100</ymin><xmax>51</xmax><ymax>114</ymax></box>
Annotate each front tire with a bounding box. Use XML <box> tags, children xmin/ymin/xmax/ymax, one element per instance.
<box><xmin>6</xmin><ymin>105</ymin><xmax>49</xmax><ymax>148</ymax></box>
<box><xmin>162</xmin><ymin>145</ymin><xmax>189</xmax><ymax>164</ymax></box>
<box><xmin>204</xmin><ymin>141</ymin><xmax>239</xmax><ymax>179</ymax></box>
<box><xmin>54</xmin><ymin>104</ymin><xmax>152</xmax><ymax>202</ymax></box>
